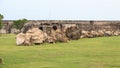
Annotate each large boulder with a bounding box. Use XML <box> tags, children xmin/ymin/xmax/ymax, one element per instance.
<box><xmin>24</xmin><ymin>33</ymin><xmax>32</xmax><ymax>45</ymax></box>
<box><xmin>113</xmin><ymin>30</ymin><xmax>120</xmax><ymax>36</ymax></box>
<box><xmin>66</xmin><ymin>26</ymin><xmax>81</xmax><ymax>40</ymax></box>
<box><xmin>55</xmin><ymin>29</ymin><xmax>69</xmax><ymax>43</ymax></box>
<box><xmin>80</xmin><ymin>30</ymin><xmax>88</xmax><ymax>38</ymax></box>
<box><xmin>16</xmin><ymin>33</ymin><xmax>26</xmax><ymax>45</ymax></box>
<box><xmin>0</xmin><ymin>29</ymin><xmax>6</xmax><ymax>34</ymax></box>
<box><xmin>97</xmin><ymin>30</ymin><xmax>105</xmax><ymax>37</ymax></box>
<box><xmin>45</xmin><ymin>28</ymin><xmax>69</xmax><ymax>43</ymax></box>
<box><xmin>16</xmin><ymin>28</ymin><xmax>46</xmax><ymax>45</ymax></box>
<box><xmin>26</xmin><ymin>28</ymin><xmax>46</xmax><ymax>45</ymax></box>
<box><xmin>90</xmin><ymin>30</ymin><xmax>99</xmax><ymax>37</ymax></box>
<box><xmin>31</xmin><ymin>33</ymin><xmax>46</xmax><ymax>44</ymax></box>
<box><xmin>86</xmin><ymin>31</ymin><xmax>93</xmax><ymax>38</ymax></box>
<box><xmin>46</xmin><ymin>36</ymin><xmax>56</xmax><ymax>44</ymax></box>
<box><xmin>11</xmin><ymin>28</ymin><xmax>20</xmax><ymax>34</ymax></box>
<box><xmin>21</xmin><ymin>23</ymin><xmax>33</xmax><ymax>33</ymax></box>
<box><xmin>104</xmin><ymin>31</ymin><xmax>113</xmax><ymax>36</ymax></box>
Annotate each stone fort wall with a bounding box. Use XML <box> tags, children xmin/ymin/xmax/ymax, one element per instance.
<box><xmin>1</xmin><ymin>20</ymin><xmax>120</xmax><ymax>34</ymax></box>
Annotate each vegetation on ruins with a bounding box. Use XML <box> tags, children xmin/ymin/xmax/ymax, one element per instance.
<box><xmin>0</xmin><ymin>14</ymin><xmax>4</xmax><ymax>29</ymax></box>
<box><xmin>13</xmin><ymin>19</ymin><xmax>28</xmax><ymax>30</ymax></box>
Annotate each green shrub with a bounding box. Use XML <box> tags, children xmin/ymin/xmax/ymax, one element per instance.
<box><xmin>0</xmin><ymin>14</ymin><xmax>4</xmax><ymax>29</ymax></box>
<box><xmin>13</xmin><ymin>19</ymin><xmax>28</xmax><ymax>30</ymax></box>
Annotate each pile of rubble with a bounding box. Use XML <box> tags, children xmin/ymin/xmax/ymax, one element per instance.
<box><xmin>16</xmin><ymin>27</ymin><xmax>69</xmax><ymax>45</ymax></box>
<box><xmin>66</xmin><ymin>26</ymin><xmax>81</xmax><ymax>40</ymax></box>
<box><xmin>80</xmin><ymin>29</ymin><xmax>120</xmax><ymax>38</ymax></box>
<box><xmin>16</xmin><ymin>25</ymin><xmax>120</xmax><ymax>46</ymax></box>
<box><xmin>16</xmin><ymin>28</ymin><xmax>46</xmax><ymax>45</ymax></box>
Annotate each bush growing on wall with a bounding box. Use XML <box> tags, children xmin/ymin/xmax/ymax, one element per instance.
<box><xmin>13</xmin><ymin>19</ymin><xmax>28</xmax><ymax>30</ymax></box>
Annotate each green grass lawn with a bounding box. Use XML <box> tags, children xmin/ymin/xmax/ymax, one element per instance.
<box><xmin>0</xmin><ymin>34</ymin><xmax>120</xmax><ymax>68</ymax></box>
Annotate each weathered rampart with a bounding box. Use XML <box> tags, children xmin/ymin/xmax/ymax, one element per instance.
<box><xmin>1</xmin><ymin>20</ymin><xmax>120</xmax><ymax>34</ymax></box>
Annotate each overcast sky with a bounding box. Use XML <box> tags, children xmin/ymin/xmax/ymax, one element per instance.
<box><xmin>0</xmin><ymin>0</ymin><xmax>120</xmax><ymax>20</ymax></box>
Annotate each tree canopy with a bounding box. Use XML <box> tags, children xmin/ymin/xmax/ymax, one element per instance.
<box><xmin>0</xmin><ymin>14</ymin><xmax>4</xmax><ymax>29</ymax></box>
<box><xmin>13</xmin><ymin>19</ymin><xmax>28</xmax><ymax>30</ymax></box>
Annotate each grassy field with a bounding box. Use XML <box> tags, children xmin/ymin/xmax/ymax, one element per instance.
<box><xmin>0</xmin><ymin>34</ymin><xmax>120</xmax><ymax>68</ymax></box>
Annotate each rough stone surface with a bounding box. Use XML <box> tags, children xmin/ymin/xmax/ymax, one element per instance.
<box><xmin>66</xmin><ymin>26</ymin><xmax>81</xmax><ymax>40</ymax></box>
<box><xmin>11</xmin><ymin>28</ymin><xmax>20</xmax><ymax>34</ymax></box>
<box><xmin>26</xmin><ymin>28</ymin><xmax>45</xmax><ymax>44</ymax></box>
<box><xmin>16</xmin><ymin>33</ymin><xmax>26</xmax><ymax>45</ymax></box>
<box><xmin>0</xmin><ymin>29</ymin><xmax>6</xmax><ymax>34</ymax></box>
<box><xmin>55</xmin><ymin>29</ymin><xmax>69</xmax><ymax>42</ymax></box>
<box><xmin>46</xmin><ymin>36</ymin><xmax>56</xmax><ymax>44</ymax></box>
<box><xmin>16</xmin><ymin>28</ymin><xmax>46</xmax><ymax>45</ymax></box>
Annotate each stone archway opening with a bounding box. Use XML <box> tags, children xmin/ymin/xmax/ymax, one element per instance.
<box><xmin>52</xmin><ymin>25</ymin><xmax>57</xmax><ymax>31</ymax></box>
<box><xmin>39</xmin><ymin>26</ymin><xmax>43</xmax><ymax>31</ymax></box>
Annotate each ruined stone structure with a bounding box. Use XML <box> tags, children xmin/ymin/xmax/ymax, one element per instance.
<box><xmin>1</xmin><ymin>20</ymin><xmax>120</xmax><ymax>34</ymax></box>
<box><xmin>3</xmin><ymin>20</ymin><xmax>119</xmax><ymax>45</ymax></box>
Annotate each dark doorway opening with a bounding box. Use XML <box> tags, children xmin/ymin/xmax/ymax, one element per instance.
<box><xmin>53</xmin><ymin>25</ymin><xmax>57</xmax><ymax>31</ymax></box>
<box><xmin>39</xmin><ymin>26</ymin><xmax>43</xmax><ymax>31</ymax></box>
